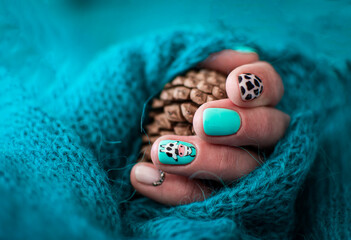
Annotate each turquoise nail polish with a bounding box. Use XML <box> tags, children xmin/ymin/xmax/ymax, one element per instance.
<box><xmin>233</xmin><ymin>46</ymin><xmax>257</xmax><ymax>54</ymax></box>
<box><xmin>203</xmin><ymin>108</ymin><xmax>241</xmax><ymax>136</ymax></box>
<box><xmin>158</xmin><ymin>140</ymin><xmax>196</xmax><ymax>165</ymax></box>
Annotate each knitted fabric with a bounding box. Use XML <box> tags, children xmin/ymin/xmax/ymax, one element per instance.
<box><xmin>1</xmin><ymin>8</ymin><xmax>351</xmax><ymax>240</ymax></box>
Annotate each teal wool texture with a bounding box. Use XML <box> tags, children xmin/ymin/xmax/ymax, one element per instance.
<box><xmin>1</xmin><ymin>6</ymin><xmax>351</xmax><ymax>240</ymax></box>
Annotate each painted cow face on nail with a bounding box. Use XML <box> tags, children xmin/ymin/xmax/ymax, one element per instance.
<box><xmin>159</xmin><ymin>141</ymin><xmax>194</xmax><ymax>161</ymax></box>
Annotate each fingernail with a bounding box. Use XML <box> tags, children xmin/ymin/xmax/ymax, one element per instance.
<box><xmin>238</xmin><ymin>73</ymin><xmax>263</xmax><ymax>101</ymax></box>
<box><xmin>203</xmin><ymin>108</ymin><xmax>241</xmax><ymax>136</ymax></box>
<box><xmin>135</xmin><ymin>165</ymin><xmax>165</xmax><ymax>186</ymax></box>
<box><xmin>158</xmin><ymin>140</ymin><xmax>196</xmax><ymax>165</ymax></box>
<box><xmin>233</xmin><ymin>46</ymin><xmax>257</xmax><ymax>54</ymax></box>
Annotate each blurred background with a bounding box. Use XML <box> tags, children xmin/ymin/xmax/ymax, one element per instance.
<box><xmin>1</xmin><ymin>0</ymin><xmax>350</xmax><ymax>91</ymax></box>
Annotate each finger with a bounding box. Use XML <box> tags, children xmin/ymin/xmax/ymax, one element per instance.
<box><xmin>193</xmin><ymin>99</ymin><xmax>290</xmax><ymax>148</ymax></box>
<box><xmin>226</xmin><ymin>61</ymin><xmax>284</xmax><ymax>107</ymax></box>
<box><xmin>130</xmin><ymin>162</ymin><xmax>211</xmax><ymax>205</ymax></box>
<box><xmin>198</xmin><ymin>49</ymin><xmax>259</xmax><ymax>75</ymax></box>
<box><xmin>151</xmin><ymin>135</ymin><xmax>261</xmax><ymax>181</ymax></box>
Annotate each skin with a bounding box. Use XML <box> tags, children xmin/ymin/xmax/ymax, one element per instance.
<box><xmin>130</xmin><ymin>49</ymin><xmax>290</xmax><ymax>206</ymax></box>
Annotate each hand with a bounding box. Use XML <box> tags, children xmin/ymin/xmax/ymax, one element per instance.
<box><xmin>130</xmin><ymin>49</ymin><xmax>290</xmax><ymax>205</ymax></box>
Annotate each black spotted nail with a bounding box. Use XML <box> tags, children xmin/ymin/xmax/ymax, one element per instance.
<box><xmin>238</xmin><ymin>73</ymin><xmax>263</xmax><ymax>101</ymax></box>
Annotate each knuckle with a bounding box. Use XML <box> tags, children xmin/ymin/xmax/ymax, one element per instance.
<box><xmin>256</xmin><ymin>109</ymin><xmax>272</xmax><ymax>136</ymax></box>
<box><xmin>216</xmin><ymin>147</ymin><xmax>236</xmax><ymax>177</ymax></box>
<box><xmin>181</xmin><ymin>178</ymin><xmax>203</xmax><ymax>203</ymax></box>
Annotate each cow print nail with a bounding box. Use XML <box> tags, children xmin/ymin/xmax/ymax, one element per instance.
<box><xmin>158</xmin><ymin>140</ymin><xmax>196</xmax><ymax>165</ymax></box>
<box><xmin>238</xmin><ymin>73</ymin><xmax>263</xmax><ymax>101</ymax></box>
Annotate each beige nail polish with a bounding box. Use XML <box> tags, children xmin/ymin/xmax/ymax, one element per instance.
<box><xmin>135</xmin><ymin>165</ymin><xmax>165</xmax><ymax>186</ymax></box>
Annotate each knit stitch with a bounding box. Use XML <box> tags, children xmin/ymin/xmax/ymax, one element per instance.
<box><xmin>1</xmin><ymin>12</ymin><xmax>351</xmax><ymax>240</ymax></box>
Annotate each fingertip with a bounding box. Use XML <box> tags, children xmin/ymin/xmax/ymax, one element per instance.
<box><xmin>225</xmin><ymin>61</ymin><xmax>284</xmax><ymax>108</ymax></box>
<box><xmin>198</xmin><ymin>49</ymin><xmax>259</xmax><ymax>74</ymax></box>
<box><xmin>192</xmin><ymin>103</ymin><xmax>205</xmax><ymax>139</ymax></box>
<box><xmin>131</xmin><ymin>162</ymin><xmax>162</xmax><ymax>187</ymax></box>
<box><xmin>283</xmin><ymin>112</ymin><xmax>291</xmax><ymax>129</ymax></box>
<box><xmin>226</xmin><ymin>69</ymin><xmax>244</xmax><ymax>106</ymax></box>
<box><xmin>150</xmin><ymin>137</ymin><xmax>160</xmax><ymax>165</ymax></box>
<box><xmin>150</xmin><ymin>136</ymin><xmax>172</xmax><ymax>166</ymax></box>
<box><xmin>131</xmin><ymin>162</ymin><xmax>211</xmax><ymax>205</ymax></box>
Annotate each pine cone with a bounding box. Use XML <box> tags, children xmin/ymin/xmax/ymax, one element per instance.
<box><xmin>139</xmin><ymin>69</ymin><xmax>228</xmax><ymax>162</ymax></box>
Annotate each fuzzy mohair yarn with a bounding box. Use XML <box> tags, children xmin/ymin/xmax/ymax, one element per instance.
<box><xmin>1</xmin><ymin>7</ymin><xmax>351</xmax><ymax>239</ymax></box>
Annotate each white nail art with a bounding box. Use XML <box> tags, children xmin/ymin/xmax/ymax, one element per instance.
<box><xmin>135</xmin><ymin>165</ymin><xmax>165</xmax><ymax>186</ymax></box>
<box><xmin>238</xmin><ymin>73</ymin><xmax>263</xmax><ymax>101</ymax></box>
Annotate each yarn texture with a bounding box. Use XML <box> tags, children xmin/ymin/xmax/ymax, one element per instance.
<box><xmin>1</xmin><ymin>6</ymin><xmax>351</xmax><ymax>240</ymax></box>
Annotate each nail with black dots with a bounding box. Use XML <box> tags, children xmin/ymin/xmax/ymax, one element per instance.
<box><xmin>238</xmin><ymin>73</ymin><xmax>263</xmax><ymax>101</ymax></box>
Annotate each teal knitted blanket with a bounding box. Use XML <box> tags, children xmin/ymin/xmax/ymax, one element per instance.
<box><xmin>1</xmin><ymin>2</ymin><xmax>351</xmax><ymax>240</ymax></box>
